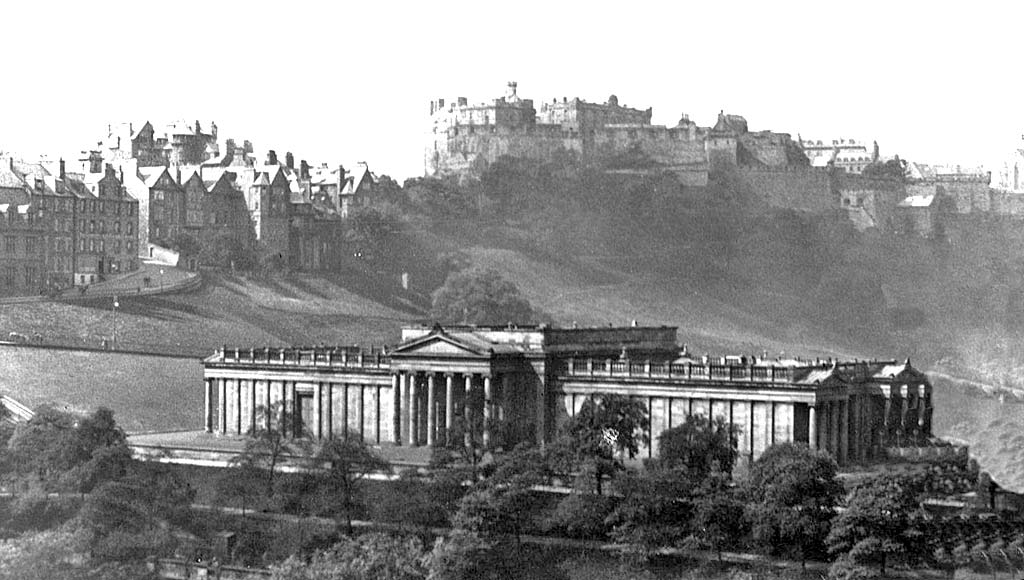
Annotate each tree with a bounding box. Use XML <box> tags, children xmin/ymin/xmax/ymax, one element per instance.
<box><xmin>5</xmin><ymin>406</ymin><xmax>129</xmax><ymax>493</ymax></box>
<box><xmin>549</xmin><ymin>394</ymin><xmax>650</xmax><ymax>495</ymax></box>
<box><xmin>425</xmin><ymin>529</ymin><xmax>516</xmax><ymax>580</ymax></box>
<box><xmin>227</xmin><ymin>403</ymin><xmax>311</xmax><ymax>501</ymax></box>
<box><xmin>686</xmin><ymin>473</ymin><xmax>745</xmax><ymax>563</ymax></box>
<box><xmin>269</xmin><ymin>533</ymin><xmax>427</xmax><ymax>580</ymax></box>
<box><xmin>655</xmin><ymin>414</ymin><xmax>739</xmax><ymax>480</ymax></box>
<box><xmin>745</xmin><ymin>443</ymin><xmax>844</xmax><ymax>567</ymax></box>
<box><xmin>0</xmin><ymin>528</ymin><xmax>150</xmax><ymax>580</ymax></box>
<box><xmin>309</xmin><ymin>433</ymin><xmax>391</xmax><ymax>534</ymax></box>
<box><xmin>826</xmin><ymin>475</ymin><xmax>925</xmax><ymax>576</ymax></box>
<box><xmin>606</xmin><ymin>468</ymin><xmax>690</xmax><ymax>565</ymax></box>
<box><xmin>430</xmin><ymin>268</ymin><xmax>539</xmax><ymax>325</ymax></box>
<box><xmin>860</xmin><ymin>156</ymin><xmax>908</xmax><ymax>182</ymax></box>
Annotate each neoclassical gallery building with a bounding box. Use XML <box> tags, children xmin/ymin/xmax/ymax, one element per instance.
<box><xmin>195</xmin><ymin>323</ymin><xmax>935</xmax><ymax>468</ymax></box>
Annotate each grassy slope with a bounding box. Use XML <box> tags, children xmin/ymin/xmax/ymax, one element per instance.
<box><xmin>0</xmin><ymin>216</ymin><xmax>1016</xmax><ymax>489</ymax></box>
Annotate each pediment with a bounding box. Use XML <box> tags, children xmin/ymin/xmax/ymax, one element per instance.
<box><xmin>391</xmin><ymin>335</ymin><xmax>487</xmax><ymax>358</ymax></box>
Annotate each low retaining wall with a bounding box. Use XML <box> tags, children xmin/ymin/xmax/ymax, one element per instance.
<box><xmin>884</xmin><ymin>444</ymin><xmax>969</xmax><ymax>462</ymax></box>
<box><xmin>148</xmin><ymin>558</ymin><xmax>270</xmax><ymax>580</ymax></box>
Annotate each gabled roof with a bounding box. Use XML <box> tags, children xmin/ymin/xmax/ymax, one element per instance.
<box><xmin>138</xmin><ymin>166</ymin><xmax>169</xmax><ymax>188</ymax></box>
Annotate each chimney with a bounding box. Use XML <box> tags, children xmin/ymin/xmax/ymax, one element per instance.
<box><xmin>59</xmin><ymin>158</ymin><xmax>65</xmax><ymax>180</ymax></box>
<box><xmin>105</xmin><ymin>163</ymin><xmax>116</xmax><ymax>180</ymax></box>
<box><xmin>300</xmin><ymin>160</ymin><xmax>310</xmax><ymax>180</ymax></box>
<box><xmin>507</xmin><ymin>81</ymin><xmax>517</xmax><ymax>99</ymax></box>
<box><xmin>457</xmin><ymin>97</ymin><xmax>468</xmax><ymax>106</ymax></box>
<box><xmin>266</xmin><ymin>150</ymin><xmax>278</xmax><ymax>165</ymax></box>
<box><xmin>195</xmin><ymin>120</ymin><xmax>201</xmax><ymax>134</ymax></box>
<box><xmin>119</xmin><ymin>166</ymin><xmax>124</xmax><ymax>184</ymax></box>
<box><xmin>285</xmin><ymin>152</ymin><xmax>294</xmax><ymax>170</ymax></box>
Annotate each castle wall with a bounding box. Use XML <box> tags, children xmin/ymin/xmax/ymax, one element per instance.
<box><xmin>592</xmin><ymin>126</ymin><xmax>706</xmax><ymax>166</ymax></box>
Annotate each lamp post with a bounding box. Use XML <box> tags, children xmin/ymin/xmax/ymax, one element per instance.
<box><xmin>111</xmin><ymin>296</ymin><xmax>119</xmax><ymax>350</ymax></box>
<box><xmin>159</xmin><ymin>268</ymin><xmax>164</xmax><ymax>291</ymax></box>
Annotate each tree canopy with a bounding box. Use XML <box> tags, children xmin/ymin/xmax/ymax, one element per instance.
<box><xmin>430</xmin><ymin>268</ymin><xmax>540</xmax><ymax>325</ymax></box>
<box><xmin>827</xmin><ymin>475</ymin><xmax>925</xmax><ymax>576</ymax></box>
<box><xmin>746</xmin><ymin>443</ymin><xmax>843</xmax><ymax>566</ymax></box>
<box><xmin>549</xmin><ymin>394</ymin><xmax>650</xmax><ymax>495</ymax></box>
<box><xmin>655</xmin><ymin>414</ymin><xmax>738</xmax><ymax>480</ymax></box>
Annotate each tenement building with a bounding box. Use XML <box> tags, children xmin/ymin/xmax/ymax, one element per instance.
<box><xmin>200</xmin><ymin>324</ymin><xmax>934</xmax><ymax>468</ymax></box>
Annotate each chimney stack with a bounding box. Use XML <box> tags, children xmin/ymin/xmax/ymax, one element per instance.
<box><xmin>300</xmin><ymin>160</ymin><xmax>310</xmax><ymax>180</ymax></box>
<box><xmin>285</xmin><ymin>152</ymin><xmax>294</xmax><ymax>170</ymax></box>
<box><xmin>266</xmin><ymin>150</ymin><xmax>278</xmax><ymax>165</ymax></box>
<box><xmin>59</xmin><ymin>158</ymin><xmax>65</xmax><ymax>180</ymax></box>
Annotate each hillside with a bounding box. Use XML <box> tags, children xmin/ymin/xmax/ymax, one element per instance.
<box><xmin>2</xmin><ymin>157</ymin><xmax>1022</xmax><ymax>489</ymax></box>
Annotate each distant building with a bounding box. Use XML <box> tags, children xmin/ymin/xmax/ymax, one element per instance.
<box><xmin>426</xmin><ymin>83</ymin><xmax>807</xmax><ymax>182</ymax></box>
<box><xmin>800</xmin><ymin>137</ymin><xmax>879</xmax><ymax>174</ymax></box>
<box><xmin>192</xmin><ymin>324</ymin><xmax>936</xmax><ymax>470</ymax></box>
<box><xmin>0</xmin><ymin>156</ymin><xmax>138</xmax><ymax>291</ymax></box>
<box><xmin>102</xmin><ymin>120</ymin><xmax>218</xmax><ymax>167</ymax></box>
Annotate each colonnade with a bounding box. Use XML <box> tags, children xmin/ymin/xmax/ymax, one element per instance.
<box><xmin>203</xmin><ymin>377</ymin><xmax>389</xmax><ymax>444</ymax></box>
<box><xmin>391</xmin><ymin>371</ymin><xmax>513</xmax><ymax>447</ymax></box>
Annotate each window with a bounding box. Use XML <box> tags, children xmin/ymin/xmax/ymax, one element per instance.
<box><xmin>5</xmin><ymin>236</ymin><xmax>15</xmax><ymax>253</ymax></box>
<box><xmin>99</xmin><ymin>240</ymin><xmax>105</xmax><ymax>253</ymax></box>
<box><xmin>80</xmin><ymin>220</ymin><xmax>86</xmax><ymax>233</ymax></box>
<box><xmin>100</xmin><ymin>222</ymin><xmax>106</xmax><ymax>234</ymax></box>
<box><xmin>127</xmin><ymin>222</ymin><xmax>133</xmax><ymax>235</ymax></box>
<box><xmin>3</xmin><ymin>267</ymin><xmax>14</xmax><ymax>287</ymax></box>
<box><xmin>115</xmin><ymin>221</ymin><xmax>121</xmax><ymax>234</ymax></box>
<box><xmin>89</xmin><ymin>221</ymin><xmax>95</xmax><ymax>233</ymax></box>
<box><xmin>79</xmin><ymin>239</ymin><xmax>86</xmax><ymax>252</ymax></box>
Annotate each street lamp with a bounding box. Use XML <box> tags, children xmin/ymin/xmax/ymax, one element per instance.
<box><xmin>159</xmin><ymin>268</ymin><xmax>165</xmax><ymax>291</ymax></box>
<box><xmin>111</xmin><ymin>296</ymin><xmax>119</xmax><ymax>350</ymax></box>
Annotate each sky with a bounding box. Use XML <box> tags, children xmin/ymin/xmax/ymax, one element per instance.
<box><xmin>2</xmin><ymin>0</ymin><xmax>1022</xmax><ymax>180</ymax></box>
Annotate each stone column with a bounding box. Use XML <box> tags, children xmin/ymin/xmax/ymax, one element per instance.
<box><xmin>265</xmin><ymin>380</ymin><xmax>272</xmax><ymax>431</ymax></box>
<box><xmin>483</xmin><ymin>375</ymin><xmax>493</xmax><ymax>448</ymax></box>
<box><xmin>235</xmin><ymin>380</ymin><xmax>243</xmax><ymax>435</ymax></box>
<box><xmin>288</xmin><ymin>381</ymin><xmax>297</xmax><ymax>437</ymax></box>
<box><xmin>918</xmin><ymin>384</ymin><xmax>930</xmax><ymax>437</ymax></box>
<box><xmin>358</xmin><ymin>385</ymin><xmax>366</xmax><ymax>441</ymax></box>
<box><xmin>341</xmin><ymin>383</ymin><xmax>350</xmax><ymax>439</ymax></box>
<box><xmin>829</xmin><ymin>402</ymin><xmax>839</xmax><ymax>456</ymax></box>
<box><xmin>324</xmin><ymin>383</ymin><xmax>333</xmax><ymax>440</ymax></box>
<box><xmin>314</xmin><ymin>382</ymin><xmax>323</xmax><ymax>440</ymax></box>
<box><xmin>445</xmin><ymin>374</ymin><xmax>454</xmax><ymax>445</ymax></box>
<box><xmin>464</xmin><ymin>374</ymin><xmax>473</xmax><ymax>449</ymax></box>
<box><xmin>408</xmin><ymin>375</ymin><xmax>419</xmax><ymax>447</ymax></box>
<box><xmin>839</xmin><ymin>399</ymin><xmax>849</xmax><ymax>466</ymax></box>
<box><xmin>808</xmin><ymin>404</ymin><xmax>817</xmax><ymax>450</ymax></box>
<box><xmin>250</xmin><ymin>380</ymin><xmax>257</xmax><ymax>435</ymax></box>
<box><xmin>500</xmin><ymin>373</ymin><xmax>510</xmax><ymax>422</ymax></box>
<box><xmin>218</xmin><ymin>380</ymin><xmax>227</xmax><ymax>434</ymax></box>
<box><xmin>392</xmin><ymin>374</ymin><xmax>402</xmax><ymax>446</ymax></box>
<box><xmin>427</xmin><ymin>373</ymin><xmax>437</xmax><ymax>446</ymax></box>
<box><xmin>204</xmin><ymin>379</ymin><xmax>213</xmax><ymax>433</ymax></box>
<box><xmin>882</xmin><ymin>394</ymin><xmax>891</xmax><ymax>446</ymax></box>
<box><xmin>899</xmin><ymin>385</ymin><xmax>909</xmax><ymax>444</ymax></box>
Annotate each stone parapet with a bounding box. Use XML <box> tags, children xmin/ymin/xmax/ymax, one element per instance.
<box><xmin>209</xmin><ymin>346</ymin><xmax>389</xmax><ymax>371</ymax></box>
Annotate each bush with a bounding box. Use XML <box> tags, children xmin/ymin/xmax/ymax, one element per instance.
<box><xmin>543</xmin><ymin>493</ymin><xmax>616</xmax><ymax>539</ymax></box>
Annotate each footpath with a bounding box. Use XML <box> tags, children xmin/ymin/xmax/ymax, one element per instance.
<box><xmin>0</xmin><ymin>261</ymin><xmax>199</xmax><ymax>306</ymax></box>
<box><xmin>189</xmin><ymin>503</ymin><xmax>831</xmax><ymax>573</ymax></box>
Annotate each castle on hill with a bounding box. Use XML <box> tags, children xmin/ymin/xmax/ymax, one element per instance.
<box><xmin>425</xmin><ymin>82</ymin><xmax>809</xmax><ymax>184</ymax></box>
